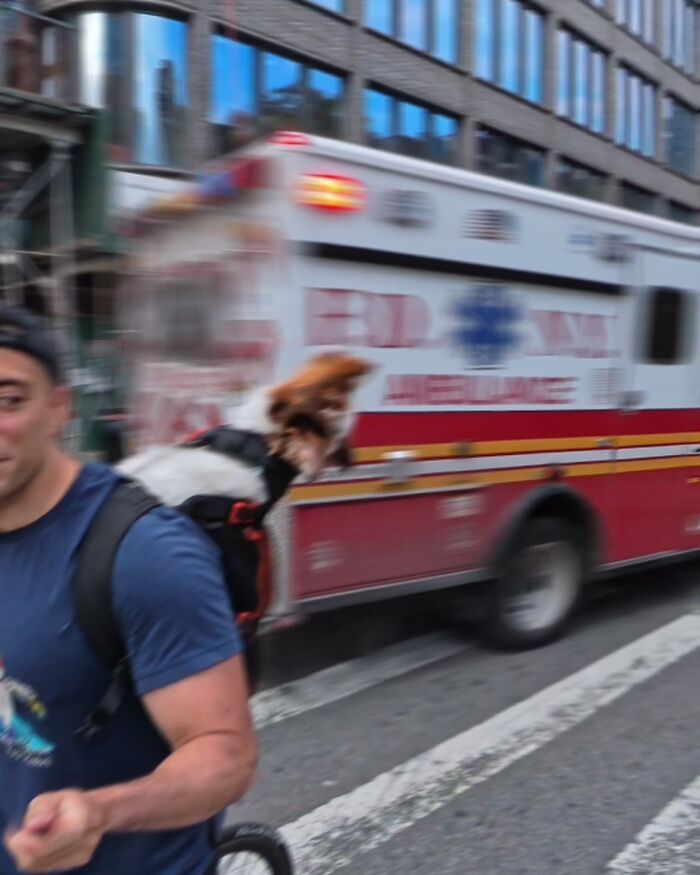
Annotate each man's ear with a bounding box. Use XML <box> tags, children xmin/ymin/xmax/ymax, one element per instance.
<box><xmin>49</xmin><ymin>385</ymin><xmax>72</xmax><ymax>437</ymax></box>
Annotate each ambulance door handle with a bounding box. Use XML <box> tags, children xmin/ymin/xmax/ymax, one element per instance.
<box><xmin>381</xmin><ymin>450</ymin><xmax>416</xmax><ymax>485</ymax></box>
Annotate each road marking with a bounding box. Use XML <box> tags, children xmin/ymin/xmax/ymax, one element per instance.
<box><xmin>252</xmin><ymin>631</ymin><xmax>468</xmax><ymax>730</ymax></box>
<box><xmin>607</xmin><ymin>774</ymin><xmax>700</xmax><ymax>873</ymax></box>
<box><xmin>279</xmin><ymin>612</ymin><xmax>700</xmax><ymax>874</ymax></box>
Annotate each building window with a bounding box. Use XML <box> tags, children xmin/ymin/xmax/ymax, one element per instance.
<box><xmin>556</xmin><ymin>157</ymin><xmax>607</xmax><ymax>200</ymax></box>
<box><xmin>557</xmin><ymin>30</ymin><xmax>606</xmax><ymax>134</ymax></box>
<box><xmin>364</xmin><ymin>88</ymin><xmax>459</xmax><ymax>163</ymax></box>
<box><xmin>434</xmin><ymin>0</ymin><xmax>459</xmax><ymax>63</ymax></box>
<box><xmin>619</xmin><ymin>180</ymin><xmax>656</xmax><ymax>213</ymax></box>
<box><xmin>474</xmin><ymin>0</ymin><xmax>544</xmax><ymax>105</ymax></box>
<box><xmin>364</xmin><ymin>0</ymin><xmax>459</xmax><ymax>63</ymax></box>
<box><xmin>211</xmin><ymin>37</ymin><xmax>256</xmax><ymax>154</ymax></box>
<box><xmin>209</xmin><ymin>37</ymin><xmax>344</xmax><ymax>157</ymax></box>
<box><xmin>662</xmin><ymin>0</ymin><xmax>695</xmax><ymax>73</ymax></box>
<box><xmin>644</xmin><ymin>288</ymin><xmax>691</xmax><ymax>364</ymax></box>
<box><xmin>475</xmin><ymin>125</ymin><xmax>545</xmax><ymax>186</ymax></box>
<box><xmin>663</xmin><ymin>96</ymin><xmax>696</xmax><ymax>177</ymax></box>
<box><xmin>616</xmin><ymin>0</ymin><xmax>655</xmax><ymax>44</ymax></box>
<box><xmin>615</xmin><ymin>67</ymin><xmax>656</xmax><ymax>157</ymax></box>
<box><xmin>667</xmin><ymin>201</ymin><xmax>696</xmax><ymax>224</ymax></box>
<box><xmin>132</xmin><ymin>14</ymin><xmax>188</xmax><ymax>167</ymax></box>
<box><xmin>366</xmin><ymin>0</ymin><xmax>393</xmax><ymax>32</ymax></box>
<box><xmin>71</xmin><ymin>10</ymin><xmax>188</xmax><ymax>167</ymax></box>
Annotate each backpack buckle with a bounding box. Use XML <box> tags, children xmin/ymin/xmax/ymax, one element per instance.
<box><xmin>228</xmin><ymin>501</ymin><xmax>260</xmax><ymax>526</ymax></box>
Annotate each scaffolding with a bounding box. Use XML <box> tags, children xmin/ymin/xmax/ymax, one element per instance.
<box><xmin>0</xmin><ymin>1</ymin><xmax>104</xmax><ymax>451</ymax></box>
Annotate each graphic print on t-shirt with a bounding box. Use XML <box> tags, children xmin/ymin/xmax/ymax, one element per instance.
<box><xmin>0</xmin><ymin>657</ymin><xmax>54</xmax><ymax>767</ymax></box>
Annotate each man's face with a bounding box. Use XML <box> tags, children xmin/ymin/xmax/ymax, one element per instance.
<box><xmin>0</xmin><ymin>348</ymin><xmax>70</xmax><ymax>502</ymax></box>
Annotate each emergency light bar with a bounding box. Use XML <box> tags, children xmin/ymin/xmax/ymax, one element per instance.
<box><xmin>294</xmin><ymin>173</ymin><xmax>367</xmax><ymax>213</ymax></box>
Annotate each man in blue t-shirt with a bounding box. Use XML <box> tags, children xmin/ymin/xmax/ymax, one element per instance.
<box><xmin>0</xmin><ymin>305</ymin><xmax>257</xmax><ymax>874</ymax></box>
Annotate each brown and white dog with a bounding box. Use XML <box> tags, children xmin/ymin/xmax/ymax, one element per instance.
<box><xmin>117</xmin><ymin>353</ymin><xmax>372</xmax><ymax>507</ymax></box>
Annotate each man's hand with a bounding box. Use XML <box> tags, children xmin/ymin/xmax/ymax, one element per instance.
<box><xmin>4</xmin><ymin>790</ymin><xmax>106</xmax><ymax>873</ymax></box>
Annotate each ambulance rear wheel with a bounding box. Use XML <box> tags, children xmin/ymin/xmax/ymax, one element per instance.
<box><xmin>483</xmin><ymin>517</ymin><xmax>584</xmax><ymax>650</ymax></box>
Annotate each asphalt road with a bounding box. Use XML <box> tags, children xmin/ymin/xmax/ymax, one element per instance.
<box><xmin>226</xmin><ymin>564</ymin><xmax>700</xmax><ymax>874</ymax></box>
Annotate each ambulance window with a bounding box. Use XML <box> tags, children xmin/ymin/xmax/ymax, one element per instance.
<box><xmin>644</xmin><ymin>287</ymin><xmax>690</xmax><ymax>364</ymax></box>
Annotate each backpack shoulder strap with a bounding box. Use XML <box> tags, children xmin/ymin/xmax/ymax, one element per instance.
<box><xmin>73</xmin><ymin>480</ymin><xmax>160</xmax><ymax>739</ymax></box>
<box><xmin>74</xmin><ymin>479</ymin><xmax>161</xmax><ymax>667</ymax></box>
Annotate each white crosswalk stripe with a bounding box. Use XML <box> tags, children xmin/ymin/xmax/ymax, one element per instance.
<box><xmin>607</xmin><ymin>773</ymin><xmax>700</xmax><ymax>874</ymax></box>
<box><xmin>275</xmin><ymin>612</ymin><xmax>700</xmax><ymax>875</ymax></box>
<box><xmin>251</xmin><ymin>631</ymin><xmax>468</xmax><ymax>729</ymax></box>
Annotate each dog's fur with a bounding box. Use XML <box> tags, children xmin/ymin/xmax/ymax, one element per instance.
<box><xmin>117</xmin><ymin>353</ymin><xmax>372</xmax><ymax>507</ymax></box>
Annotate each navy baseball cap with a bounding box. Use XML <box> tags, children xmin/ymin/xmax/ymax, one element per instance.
<box><xmin>0</xmin><ymin>304</ymin><xmax>63</xmax><ymax>383</ymax></box>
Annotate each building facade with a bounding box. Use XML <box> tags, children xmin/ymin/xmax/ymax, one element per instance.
<box><xmin>31</xmin><ymin>0</ymin><xmax>699</xmax><ymax>222</ymax></box>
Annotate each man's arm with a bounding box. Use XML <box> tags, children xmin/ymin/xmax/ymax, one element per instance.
<box><xmin>5</xmin><ymin>655</ymin><xmax>256</xmax><ymax>872</ymax></box>
<box><xmin>90</xmin><ymin>651</ymin><xmax>257</xmax><ymax>830</ymax></box>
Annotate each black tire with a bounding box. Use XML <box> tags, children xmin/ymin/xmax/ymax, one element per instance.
<box><xmin>215</xmin><ymin>823</ymin><xmax>293</xmax><ymax>875</ymax></box>
<box><xmin>482</xmin><ymin>517</ymin><xmax>585</xmax><ymax>650</ymax></box>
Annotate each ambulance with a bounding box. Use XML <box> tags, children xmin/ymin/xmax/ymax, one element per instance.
<box><xmin>117</xmin><ymin>131</ymin><xmax>700</xmax><ymax>648</ymax></box>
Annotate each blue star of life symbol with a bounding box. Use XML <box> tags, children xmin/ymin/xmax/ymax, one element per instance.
<box><xmin>452</xmin><ymin>285</ymin><xmax>522</xmax><ymax>368</ymax></box>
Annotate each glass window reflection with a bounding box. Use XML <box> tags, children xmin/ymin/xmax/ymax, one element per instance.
<box><xmin>432</xmin><ymin>114</ymin><xmax>458</xmax><ymax>164</ymax></box>
<box><xmin>615</xmin><ymin>67</ymin><xmax>627</xmax><ymax>145</ymax></box>
<box><xmin>573</xmin><ymin>40</ymin><xmax>587</xmax><ymax>127</ymax></box>
<box><xmin>662</xmin><ymin>0</ymin><xmax>694</xmax><ymax>72</ymax></box>
<box><xmin>365</xmin><ymin>89</ymin><xmax>394</xmax><ymax>150</ymax></box>
<box><xmin>78</xmin><ymin>12</ymin><xmax>106</xmax><ymax>107</ymax></box>
<box><xmin>615</xmin><ymin>66</ymin><xmax>656</xmax><ymax>157</ymax></box>
<box><xmin>475</xmin><ymin>0</ymin><xmax>495</xmax><ymax>80</ymax></box>
<box><xmin>674</xmin><ymin>0</ymin><xmax>684</xmax><ymax>65</ymax></box>
<box><xmin>209</xmin><ymin>39</ymin><xmax>345</xmax><ymax>155</ymax></box>
<box><xmin>556</xmin><ymin>157</ymin><xmax>606</xmax><ymax>201</ymax></box>
<box><xmin>685</xmin><ymin>4</ymin><xmax>695</xmax><ymax>73</ymax></box>
<box><xmin>365</xmin><ymin>88</ymin><xmax>458</xmax><ymax>165</ymax></box>
<box><xmin>476</xmin><ymin>125</ymin><xmax>545</xmax><ymax>187</ymax></box>
<box><xmin>642</xmin><ymin>83</ymin><xmax>655</xmax><ymax>157</ymax></box>
<box><xmin>434</xmin><ymin>0</ymin><xmax>458</xmax><ymax>63</ymax></box>
<box><xmin>309</xmin><ymin>0</ymin><xmax>344</xmax><ymax>11</ymax></box>
<box><xmin>619</xmin><ymin>182</ymin><xmax>656</xmax><ymax>214</ymax></box>
<box><xmin>365</xmin><ymin>0</ymin><xmax>393</xmax><ymax>34</ymax></box>
<box><xmin>477</xmin><ymin>0</ymin><xmax>543</xmax><ymax>105</ymax></box>
<box><xmin>557</xmin><ymin>29</ymin><xmax>606</xmax><ymax>137</ymax></box>
<box><xmin>524</xmin><ymin>10</ymin><xmax>542</xmax><ymax>104</ymax></box>
<box><xmin>366</xmin><ymin>0</ymin><xmax>457</xmax><ymax>63</ymax></box>
<box><xmin>260</xmin><ymin>52</ymin><xmax>303</xmax><ymax>134</ymax></box>
<box><xmin>629</xmin><ymin>73</ymin><xmax>641</xmax><ymax>152</ymax></box>
<box><xmin>401</xmin><ymin>0</ymin><xmax>428</xmax><ymax>51</ymax></box>
<box><xmin>133</xmin><ymin>14</ymin><xmax>188</xmax><ymax>167</ymax></box>
<box><xmin>556</xmin><ymin>30</ymin><xmax>570</xmax><ymax>116</ymax></box>
<box><xmin>500</xmin><ymin>0</ymin><xmax>520</xmax><ymax>94</ymax></box>
<box><xmin>591</xmin><ymin>51</ymin><xmax>605</xmax><ymax>134</ymax></box>
<box><xmin>210</xmin><ymin>37</ymin><xmax>256</xmax><ymax>155</ymax></box>
<box><xmin>643</xmin><ymin>0</ymin><xmax>654</xmax><ymax>43</ymax></box>
<box><xmin>308</xmin><ymin>69</ymin><xmax>343</xmax><ymax>137</ymax></box>
<box><xmin>399</xmin><ymin>100</ymin><xmax>429</xmax><ymax>156</ymax></box>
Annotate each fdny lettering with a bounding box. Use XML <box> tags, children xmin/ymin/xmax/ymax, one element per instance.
<box><xmin>382</xmin><ymin>375</ymin><xmax>576</xmax><ymax>406</ymax></box>
<box><xmin>306</xmin><ymin>288</ymin><xmax>431</xmax><ymax>348</ymax></box>
<box><xmin>529</xmin><ymin>311</ymin><xmax>617</xmax><ymax>359</ymax></box>
<box><xmin>306</xmin><ymin>288</ymin><xmax>616</xmax><ymax>360</ymax></box>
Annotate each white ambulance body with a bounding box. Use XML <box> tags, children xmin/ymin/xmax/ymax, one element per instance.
<box><xmin>119</xmin><ymin>132</ymin><xmax>700</xmax><ymax>646</ymax></box>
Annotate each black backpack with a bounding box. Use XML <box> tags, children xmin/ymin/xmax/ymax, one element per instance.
<box><xmin>72</xmin><ymin>428</ymin><xmax>297</xmax><ymax>740</ymax></box>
